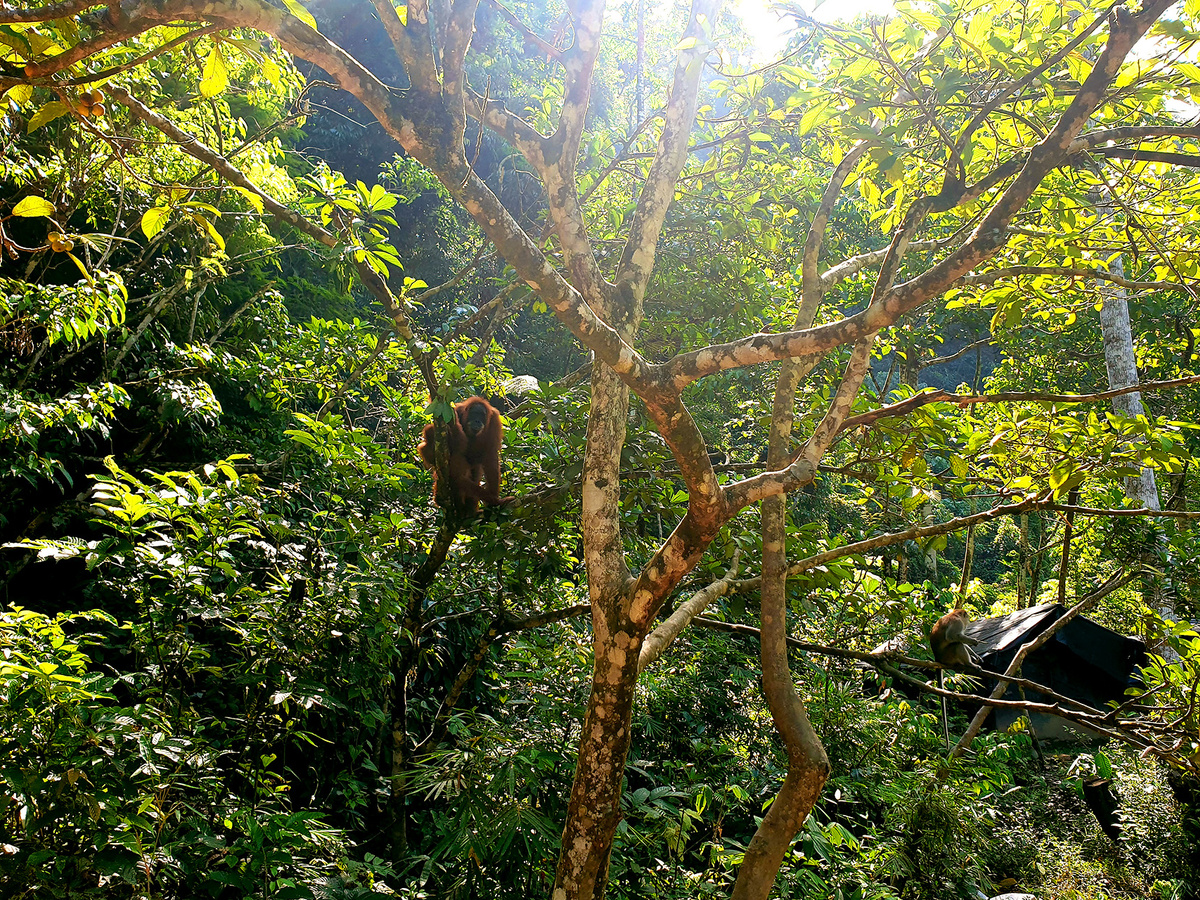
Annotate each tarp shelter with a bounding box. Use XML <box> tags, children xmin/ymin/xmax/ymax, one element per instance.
<box><xmin>966</xmin><ymin>602</ymin><xmax>1147</xmax><ymax>740</ymax></box>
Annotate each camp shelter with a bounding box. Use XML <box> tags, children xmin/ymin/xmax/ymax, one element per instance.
<box><xmin>966</xmin><ymin>602</ymin><xmax>1147</xmax><ymax>741</ymax></box>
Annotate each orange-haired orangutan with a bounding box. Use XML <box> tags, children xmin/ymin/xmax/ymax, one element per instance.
<box><xmin>418</xmin><ymin>396</ymin><xmax>511</xmax><ymax>513</ymax></box>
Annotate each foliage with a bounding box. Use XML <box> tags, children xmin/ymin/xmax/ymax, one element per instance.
<box><xmin>2</xmin><ymin>0</ymin><xmax>1200</xmax><ymax>898</ymax></box>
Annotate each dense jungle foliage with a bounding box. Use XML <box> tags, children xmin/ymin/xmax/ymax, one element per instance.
<box><xmin>1</xmin><ymin>0</ymin><xmax>1200</xmax><ymax>897</ymax></box>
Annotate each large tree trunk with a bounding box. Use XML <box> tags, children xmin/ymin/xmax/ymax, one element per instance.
<box><xmin>553</xmin><ymin>357</ymin><xmax>635</xmax><ymax>900</ymax></box>
<box><xmin>552</xmin><ymin>602</ymin><xmax>640</xmax><ymax>897</ymax></box>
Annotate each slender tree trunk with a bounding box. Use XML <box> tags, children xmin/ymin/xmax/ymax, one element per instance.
<box><xmin>1018</xmin><ymin>513</ymin><xmax>1029</xmax><ymax>608</ymax></box>
<box><xmin>1030</xmin><ymin>512</ymin><xmax>1046</xmax><ymax>603</ymax></box>
<box><xmin>635</xmin><ymin>0</ymin><xmax>645</xmax><ymax>125</ymax></box>
<box><xmin>959</xmin><ymin>522</ymin><xmax>975</xmax><ymax>592</ymax></box>
<box><xmin>1100</xmin><ymin>252</ymin><xmax>1174</xmax><ymax>642</ymax></box>
<box><xmin>733</xmin><ymin>351</ymin><xmax>830</xmax><ymax>900</ymax></box>
<box><xmin>732</xmin><ymin>492</ymin><xmax>829</xmax><ymax>900</ymax></box>
<box><xmin>388</xmin><ymin>657</ymin><xmax>409</xmax><ymax>855</ymax></box>
<box><xmin>731</xmin><ymin>143</ymin><xmax>877</xmax><ymax>897</ymax></box>
<box><xmin>1058</xmin><ymin>487</ymin><xmax>1079</xmax><ymax>605</ymax></box>
<box><xmin>922</xmin><ymin>502</ymin><xmax>938</xmax><ymax>580</ymax></box>
<box><xmin>1100</xmin><ymin>258</ymin><xmax>1161</xmax><ymax>511</ymax></box>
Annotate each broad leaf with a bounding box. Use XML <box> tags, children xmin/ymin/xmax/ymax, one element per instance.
<box><xmin>199</xmin><ymin>45</ymin><xmax>228</xmax><ymax>98</ymax></box>
<box><xmin>141</xmin><ymin>205</ymin><xmax>171</xmax><ymax>239</ymax></box>
<box><xmin>27</xmin><ymin>101</ymin><xmax>70</xmax><ymax>132</ymax></box>
<box><xmin>11</xmin><ymin>195</ymin><xmax>54</xmax><ymax>217</ymax></box>
<box><xmin>282</xmin><ymin>0</ymin><xmax>319</xmax><ymax>31</ymax></box>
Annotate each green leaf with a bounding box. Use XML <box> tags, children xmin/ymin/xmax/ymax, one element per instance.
<box><xmin>66</xmin><ymin>251</ymin><xmax>93</xmax><ymax>284</ymax></box>
<box><xmin>797</xmin><ymin>100</ymin><xmax>832</xmax><ymax>136</ymax></box>
<box><xmin>282</xmin><ymin>0</ymin><xmax>319</xmax><ymax>31</ymax></box>
<box><xmin>141</xmin><ymin>205</ymin><xmax>171</xmax><ymax>239</ymax></box>
<box><xmin>950</xmin><ymin>455</ymin><xmax>968</xmax><ymax>479</ymax></box>
<box><xmin>199</xmin><ymin>45</ymin><xmax>229</xmax><ymax>98</ymax></box>
<box><xmin>232</xmin><ymin>185</ymin><xmax>265</xmax><ymax>213</ymax></box>
<box><xmin>260</xmin><ymin>56</ymin><xmax>282</xmax><ymax>89</ymax></box>
<box><xmin>11</xmin><ymin>195</ymin><xmax>54</xmax><ymax>217</ymax></box>
<box><xmin>27</xmin><ymin>100</ymin><xmax>70</xmax><ymax>132</ymax></box>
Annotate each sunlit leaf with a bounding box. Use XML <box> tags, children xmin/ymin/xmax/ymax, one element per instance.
<box><xmin>27</xmin><ymin>100</ymin><xmax>70</xmax><ymax>132</ymax></box>
<box><xmin>194</xmin><ymin>213</ymin><xmax>226</xmax><ymax>251</ymax></box>
<box><xmin>282</xmin><ymin>0</ymin><xmax>319</xmax><ymax>31</ymax></box>
<box><xmin>11</xmin><ymin>195</ymin><xmax>54</xmax><ymax>217</ymax></box>
<box><xmin>66</xmin><ymin>251</ymin><xmax>93</xmax><ymax>284</ymax></box>
<box><xmin>141</xmin><ymin>205</ymin><xmax>171</xmax><ymax>239</ymax></box>
<box><xmin>4</xmin><ymin>83</ymin><xmax>31</xmax><ymax>106</ymax></box>
<box><xmin>199</xmin><ymin>45</ymin><xmax>229</xmax><ymax>98</ymax></box>
<box><xmin>233</xmin><ymin>185</ymin><xmax>265</xmax><ymax>213</ymax></box>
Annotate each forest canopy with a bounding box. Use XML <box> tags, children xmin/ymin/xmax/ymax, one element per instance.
<box><xmin>1</xmin><ymin>0</ymin><xmax>1200</xmax><ymax>898</ymax></box>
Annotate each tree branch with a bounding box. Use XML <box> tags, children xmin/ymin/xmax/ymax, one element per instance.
<box><xmin>662</xmin><ymin>5</ymin><xmax>1177</xmax><ymax>391</ymax></box>
<box><xmin>108</xmin><ymin>85</ymin><xmax>439</xmax><ymax>393</ymax></box>
<box><xmin>638</xmin><ymin>549</ymin><xmax>740</xmax><ymax>673</ymax></box>
<box><xmin>615</xmin><ymin>0</ymin><xmax>719</xmax><ymax>306</ymax></box>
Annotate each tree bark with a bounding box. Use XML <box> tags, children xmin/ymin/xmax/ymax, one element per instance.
<box><xmin>1099</xmin><ymin>232</ymin><xmax>1174</xmax><ymax>642</ymax></box>
<box><xmin>1100</xmin><ymin>256</ymin><xmax>1161</xmax><ymax>510</ymax></box>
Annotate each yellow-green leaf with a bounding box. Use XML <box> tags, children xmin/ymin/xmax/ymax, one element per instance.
<box><xmin>282</xmin><ymin>0</ymin><xmax>319</xmax><ymax>31</ymax></box>
<box><xmin>27</xmin><ymin>100</ymin><xmax>70</xmax><ymax>132</ymax></box>
<box><xmin>0</xmin><ymin>32</ymin><xmax>28</xmax><ymax>62</ymax></box>
<box><xmin>797</xmin><ymin>100</ymin><xmax>832</xmax><ymax>136</ymax></box>
<box><xmin>199</xmin><ymin>45</ymin><xmax>228</xmax><ymax>98</ymax></box>
<box><xmin>4</xmin><ymin>84</ymin><xmax>32</xmax><ymax>106</ymax></box>
<box><xmin>232</xmin><ymin>185</ymin><xmax>265</xmax><ymax>214</ymax></box>
<box><xmin>260</xmin><ymin>56</ymin><xmax>282</xmax><ymax>89</ymax></box>
<box><xmin>1176</xmin><ymin>62</ymin><xmax>1200</xmax><ymax>84</ymax></box>
<box><xmin>950</xmin><ymin>455</ymin><xmax>968</xmax><ymax>479</ymax></box>
<box><xmin>66</xmin><ymin>251</ymin><xmax>93</xmax><ymax>284</ymax></box>
<box><xmin>193</xmin><ymin>213</ymin><xmax>226</xmax><ymax>251</ymax></box>
<box><xmin>12</xmin><ymin>195</ymin><xmax>54</xmax><ymax>217</ymax></box>
<box><xmin>141</xmin><ymin>205</ymin><xmax>171</xmax><ymax>239</ymax></box>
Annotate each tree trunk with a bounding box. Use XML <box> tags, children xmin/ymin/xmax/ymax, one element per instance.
<box><xmin>554</xmin><ymin>358</ymin><xmax>635</xmax><ymax>900</ymax></box>
<box><xmin>1058</xmin><ymin>487</ymin><xmax>1079</xmax><ymax>605</ymax></box>
<box><xmin>552</xmin><ymin>604</ymin><xmax>640</xmax><ymax>898</ymax></box>
<box><xmin>1100</xmin><ymin>252</ymin><xmax>1174</xmax><ymax>641</ymax></box>
<box><xmin>1100</xmin><ymin>258</ymin><xmax>1161</xmax><ymax>510</ymax></box>
<box><xmin>388</xmin><ymin>656</ymin><xmax>409</xmax><ymax>856</ymax></box>
<box><xmin>959</xmin><ymin>521</ymin><xmax>975</xmax><ymax>592</ymax></box>
<box><xmin>732</xmin><ymin>493</ymin><xmax>830</xmax><ymax>900</ymax></box>
<box><xmin>1018</xmin><ymin>513</ymin><xmax>1029</xmax><ymax>608</ymax></box>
